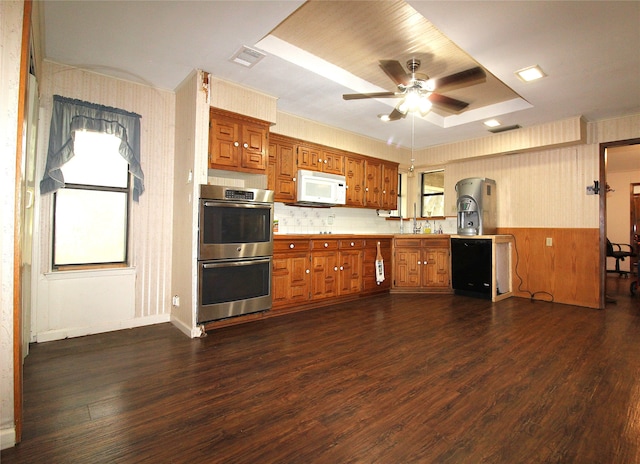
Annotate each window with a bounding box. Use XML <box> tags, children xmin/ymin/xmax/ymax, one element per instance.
<box><xmin>52</xmin><ymin>130</ymin><xmax>130</xmax><ymax>268</ymax></box>
<box><xmin>393</xmin><ymin>171</ymin><xmax>408</xmax><ymax>218</ymax></box>
<box><xmin>421</xmin><ymin>170</ymin><xmax>445</xmax><ymax>217</ymax></box>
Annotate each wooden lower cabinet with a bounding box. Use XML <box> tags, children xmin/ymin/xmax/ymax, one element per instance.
<box><xmin>311</xmin><ymin>242</ymin><xmax>340</xmax><ymax>300</ymax></box>
<box><xmin>362</xmin><ymin>239</ymin><xmax>391</xmax><ymax>292</ymax></box>
<box><xmin>392</xmin><ymin>237</ymin><xmax>451</xmax><ymax>293</ymax></box>
<box><xmin>272</xmin><ymin>239</ymin><xmax>311</xmax><ymax>309</ymax></box>
<box><xmin>272</xmin><ymin>236</ymin><xmax>391</xmax><ymax>311</ymax></box>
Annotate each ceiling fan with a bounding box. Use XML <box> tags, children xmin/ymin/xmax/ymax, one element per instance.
<box><xmin>342</xmin><ymin>59</ymin><xmax>486</xmax><ymax>121</ymax></box>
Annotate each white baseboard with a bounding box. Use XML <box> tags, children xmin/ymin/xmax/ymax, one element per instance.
<box><xmin>170</xmin><ymin>315</ymin><xmax>203</xmax><ymax>338</ymax></box>
<box><xmin>0</xmin><ymin>426</ymin><xmax>16</xmax><ymax>450</ymax></box>
<box><xmin>35</xmin><ymin>314</ymin><xmax>171</xmax><ymax>343</ymax></box>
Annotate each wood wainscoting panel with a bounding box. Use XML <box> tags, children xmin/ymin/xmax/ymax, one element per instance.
<box><xmin>497</xmin><ymin>228</ymin><xmax>600</xmax><ymax>309</ymax></box>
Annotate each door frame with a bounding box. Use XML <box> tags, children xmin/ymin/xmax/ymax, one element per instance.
<box><xmin>600</xmin><ymin>137</ymin><xmax>640</xmax><ymax>308</ymax></box>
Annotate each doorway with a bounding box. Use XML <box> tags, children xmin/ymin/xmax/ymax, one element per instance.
<box><xmin>602</xmin><ymin>139</ymin><xmax>640</xmax><ymax>304</ymax></box>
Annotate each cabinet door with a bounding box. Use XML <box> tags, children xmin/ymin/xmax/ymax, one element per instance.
<box><xmin>365</xmin><ymin>159</ymin><xmax>382</xmax><ymax>208</ymax></box>
<box><xmin>362</xmin><ymin>240</ymin><xmax>391</xmax><ymax>292</ymax></box>
<box><xmin>381</xmin><ymin>163</ymin><xmax>399</xmax><ymax>210</ymax></box>
<box><xmin>345</xmin><ymin>156</ymin><xmax>365</xmax><ymax>207</ymax></box>
<box><xmin>297</xmin><ymin>144</ymin><xmax>321</xmax><ymax>171</ymax></box>
<box><xmin>241</xmin><ymin>123</ymin><xmax>267</xmax><ymax>171</ymax></box>
<box><xmin>339</xmin><ymin>249</ymin><xmax>362</xmax><ymax>295</ymax></box>
<box><xmin>422</xmin><ymin>248</ymin><xmax>450</xmax><ymax>288</ymax></box>
<box><xmin>393</xmin><ymin>247</ymin><xmax>422</xmax><ymax>287</ymax></box>
<box><xmin>311</xmin><ymin>252</ymin><xmax>339</xmax><ymax>299</ymax></box>
<box><xmin>272</xmin><ymin>252</ymin><xmax>310</xmax><ymax>309</ymax></box>
<box><xmin>322</xmin><ymin>149</ymin><xmax>345</xmax><ymax>175</ymax></box>
<box><xmin>270</xmin><ymin>138</ymin><xmax>296</xmax><ymax>202</ymax></box>
<box><xmin>209</xmin><ymin>116</ymin><xmax>239</xmax><ymax>168</ymax></box>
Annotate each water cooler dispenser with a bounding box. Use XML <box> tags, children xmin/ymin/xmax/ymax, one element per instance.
<box><xmin>455</xmin><ymin>177</ymin><xmax>497</xmax><ymax>236</ymax></box>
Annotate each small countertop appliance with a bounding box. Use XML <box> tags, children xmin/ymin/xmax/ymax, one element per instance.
<box><xmin>455</xmin><ymin>177</ymin><xmax>496</xmax><ymax>236</ymax></box>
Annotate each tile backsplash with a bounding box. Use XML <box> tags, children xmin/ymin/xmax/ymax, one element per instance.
<box><xmin>273</xmin><ymin>202</ymin><xmax>457</xmax><ymax>235</ymax></box>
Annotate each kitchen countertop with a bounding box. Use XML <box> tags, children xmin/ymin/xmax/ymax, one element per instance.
<box><xmin>274</xmin><ymin>233</ymin><xmax>394</xmax><ymax>239</ymax></box>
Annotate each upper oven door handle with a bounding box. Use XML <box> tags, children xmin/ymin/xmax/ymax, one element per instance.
<box><xmin>203</xmin><ymin>201</ymin><xmax>272</xmax><ymax>209</ymax></box>
<box><xmin>201</xmin><ymin>257</ymin><xmax>272</xmax><ymax>269</ymax></box>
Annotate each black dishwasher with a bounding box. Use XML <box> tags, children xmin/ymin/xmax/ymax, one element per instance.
<box><xmin>451</xmin><ymin>238</ymin><xmax>492</xmax><ymax>299</ymax></box>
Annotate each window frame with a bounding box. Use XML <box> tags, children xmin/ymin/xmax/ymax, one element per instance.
<box><xmin>51</xmin><ymin>134</ymin><xmax>132</xmax><ymax>271</ymax></box>
<box><xmin>421</xmin><ymin>169</ymin><xmax>445</xmax><ymax>218</ymax></box>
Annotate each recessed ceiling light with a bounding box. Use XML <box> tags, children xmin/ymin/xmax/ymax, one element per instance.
<box><xmin>483</xmin><ymin>119</ymin><xmax>501</xmax><ymax>128</ymax></box>
<box><xmin>515</xmin><ymin>65</ymin><xmax>546</xmax><ymax>82</ymax></box>
<box><xmin>230</xmin><ymin>46</ymin><xmax>266</xmax><ymax>68</ymax></box>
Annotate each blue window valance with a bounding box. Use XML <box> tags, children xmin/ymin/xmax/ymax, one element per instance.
<box><xmin>40</xmin><ymin>95</ymin><xmax>145</xmax><ymax>201</ymax></box>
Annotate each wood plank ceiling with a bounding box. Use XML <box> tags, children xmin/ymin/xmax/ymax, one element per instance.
<box><xmin>264</xmin><ymin>0</ymin><xmax>521</xmax><ymax>116</ymax></box>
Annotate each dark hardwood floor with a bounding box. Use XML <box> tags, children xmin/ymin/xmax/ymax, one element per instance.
<box><xmin>3</xmin><ymin>280</ymin><xmax>639</xmax><ymax>463</ymax></box>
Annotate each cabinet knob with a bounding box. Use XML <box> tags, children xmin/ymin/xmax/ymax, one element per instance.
<box><xmin>340</xmin><ymin>266</ymin><xmax>344</xmax><ymax>271</ymax></box>
<box><xmin>306</xmin><ymin>269</ymin><xmax>310</xmax><ymax>274</ymax></box>
<box><xmin>243</xmin><ymin>143</ymin><xmax>248</xmax><ymax>148</ymax></box>
<box><xmin>289</xmin><ymin>243</ymin><xmax>295</xmax><ymax>249</ymax></box>
<box><xmin>350</xmin><ymin>242</ymin><xmax>355</xmax><ymax>247</ymax></box>
<box><xmin>323</xmin><ymin>159</ymin><xmax>328</xmax><ymax>164</ymax></box>
<box><xmin>324</xmin><ymin>242</ymin><xmax>329</xmax><ymax>248</ymax></box>
<box><xmin>234</xmin><ymin>142</ymin><xmax>239</xmax><ymax>147</ymax></box>
<box><xmin>418</xmin><ymin>261</ymin><xmax>422</xmax><ymax>265</ymax></box>
<box><xmin>365</xmin><ymin>188</ymin><xmax>369</xmax><ymax>192</ymax></box>
<box><xmin>334</xmin><ymin>266</ymin><xmax>338</xmax><ymax>271</ymax></box>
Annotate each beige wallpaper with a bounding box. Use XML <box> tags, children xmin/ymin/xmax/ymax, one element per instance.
<box><xmin>37</xmin><ymin>61</ymin><xmax>176</xmax><ymax>320</ymax></box>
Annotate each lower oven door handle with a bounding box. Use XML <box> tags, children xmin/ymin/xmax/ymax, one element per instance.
<box><xmin>202</xmin><ymin>257</ymin><xmax>271</xmax><ymax>269</ymax></box>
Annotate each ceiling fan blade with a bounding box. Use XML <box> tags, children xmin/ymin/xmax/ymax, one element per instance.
<box><xmin>342</xmin><ymin>91</ymin><xmax>398</xmax><ymax>100</ymax></box>
<box><xmin>387</xmin><ymin>108</ymin><xmax>406</xmax><ymax>121</ymax></box>
<box><xmin>433</xmin><ymin>66</ymin><xmax>486</xmax><ymax>93</ymax></box>
<box><xmin>428</xmin><ymin>93</ymin><xmax>469</xmax><ymax>113</ymax></box>
<box><xmin>379</xmin><ymin>60</ymin><xmax>411</xmax><ymax>86</ymax></box>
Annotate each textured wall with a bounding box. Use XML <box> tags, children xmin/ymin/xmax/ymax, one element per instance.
<box><xmin>0</xmin><ymin>0</ymin><xmax>23</xmax><ymax>448</ymax></box>
<box><xmin>35</xmin><ymin>61</ymin><xmax>176</xmax><ymax>337</ymax></box>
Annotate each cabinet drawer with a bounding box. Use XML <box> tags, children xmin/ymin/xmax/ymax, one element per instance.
<box><xmin>421</xmin><ymin>238</ymin><xmax>449</xmax><ymax>248</ymax></box>
<box><xmin>339</xmin><ymin>239</ymin><xmax>364</xmax><ymax>249</ymax></box>
<box><xmin>394</xmin><ymin>238</ymin><xmax>422</xmax><ymax>247</ymax></box>
<box><xmin>274</xmin><ymin>239</ymin><xmax>310</xmax><ymax>253</ymax></box>
<box><xmin>311</xmin><ymin>239</ymin><xmax>339</xmax><ymax>251</ymax></box>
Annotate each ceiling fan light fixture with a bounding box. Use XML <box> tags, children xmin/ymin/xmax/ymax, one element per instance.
<box><xmin>515</xmin><ymin>65</ymin><xmax>546</xmax><ymax>82</ymax></box>
<box><xmin>418</xmin><ymin>97</ymin><xmax>432</xmax><ymax>116</ymax></box>
<box><xmin>378</xmin><ymin>114</ymin><xmax>391</xmax><ymax>122</ymax></box>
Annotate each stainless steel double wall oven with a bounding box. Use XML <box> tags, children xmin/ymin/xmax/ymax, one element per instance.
<box><xmin>197</xmin><ymin>185</ymin><xmax>274</xmax><ymax>323</ymax></box>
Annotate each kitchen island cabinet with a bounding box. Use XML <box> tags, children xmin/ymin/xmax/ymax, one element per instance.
<box><xmin>392</xmin><ymin>236</ymin><xmax>452</xmax><ymax>293</ymax></box>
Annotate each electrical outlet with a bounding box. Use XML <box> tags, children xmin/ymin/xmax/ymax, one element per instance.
<box><xmin>172</xmin><ymin>295</ymin><xmax>180</xmax><ymax>307</ymax></box>
<box><xmin>546</xmin><ymin>237</ymin><xmax>553</xmax><ymax>247</ymax></box>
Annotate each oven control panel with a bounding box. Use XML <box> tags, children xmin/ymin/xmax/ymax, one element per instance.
<box><xmin>224</xmin><ymin>189</ymin><xmax>254</xmax><ymax>201</ymax></box>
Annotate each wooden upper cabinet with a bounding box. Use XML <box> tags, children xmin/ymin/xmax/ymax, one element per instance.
<box><xmin>297</xmin><ymin>144</ymin><xmax>321</xmax><ymax>171</ymax></box>
<box><xmin>345</xmin><ymin>155</ymin><xmax>365</xmax><ymax>207</ymax></box>
<box><xmin>364</xmin><ymin>158</ymin><xmax>382</xmax><ymax>208</ymax></box>
<box><xmin>321</xmin><ymin>148</ymin><xmax>345</xmax><ymax>175</ymax></box>
<box><xmin>381</xmin><ymin>162</ymin><xmax>399</xmax><ymax>210</ymax></box>
<box><xmin>269</xmin><ymin>135</ymin><xmax>297</xmax><ymax>202</ymax></box>
<box><xmin>297</xmin><ymin>144</ymin><xmax>344</xmax><ymax>175</ymax></box>
<box><xmin>209</xmin><ymin>108</ymin><xmax>269</xmax><ymax>173</ymax></box>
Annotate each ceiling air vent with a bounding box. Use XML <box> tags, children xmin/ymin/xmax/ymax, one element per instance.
<box><xmin>488</xmin><ymin>124</ymin><xmax>522</xmax><ymax>134</ymax></box>
<box><xmin>230</xmin><ymin>46</ymin><xmax>266</xmax><ymax>68</ymax></box>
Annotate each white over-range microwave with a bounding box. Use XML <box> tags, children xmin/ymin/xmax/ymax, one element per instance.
<box><xmin>296</xmin><ymin>169</ymin><xmax>347</xmax><ymax>206</ymax></box>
